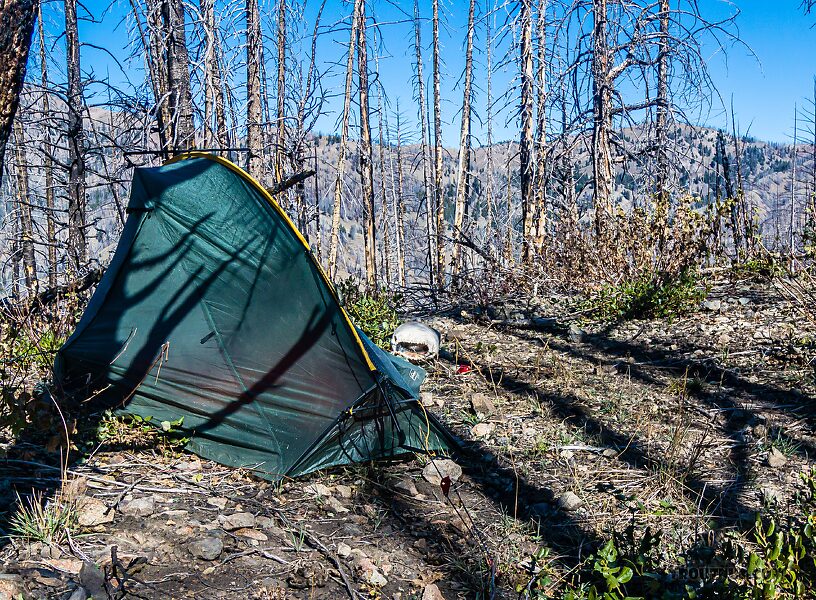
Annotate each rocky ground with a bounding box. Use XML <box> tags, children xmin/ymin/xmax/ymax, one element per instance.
<box><xmin>1</xmin><ymin>275</ymin><xmax>816</xmax><ymax>599</ymax></box>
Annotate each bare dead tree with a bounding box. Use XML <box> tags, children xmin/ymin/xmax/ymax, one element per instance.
<box><xmin>519</xmin><ymin>0</ymin><xmax>535</xmax><ymax>261</ymax></box>
<box><xmin>162</xmin><ymin>0</ymin><xmax>195</xmax><ymax>151</ymax></box>
<box><xmin>328</xmin><ymin>0</ymin><xmax>360</xmax><ymax>276</ymax></box>
<box><xmin>0</xmin><ymin>0</ymin><xmax>38</xmax><ymax>189</ymax></box>
<box><xmin>12</xmin><ymin>118</ymin><xmax>36</xmax><ymax>290</ymax></box>
<box><xmin>413</xmin><ymin>0</ymin><xmax>434</xmax><ymax>289</ymax></box>
<box><xmin>37</xmin><ymin>7</ymin><xmax>57</xmax><ymax>287</ymax></box>
<box><xmin>451</xmin><ymin>0</ymin><xmax>476</xmax><ymax>276</ymax></box>
<box><xmin>246</xmin><ymin>0</ymin><xmax>264</xmax><ymax>177</ymax></box>
<box><xmin>65</xmin><ymin>0</ymin><xmax>87</xmax><ymax>269</ymax></box>
<box><xmin>432</xmin><ymin>0</ymin><xmax>444</xmax><ymax>285</ymax></box>
<box><xmin>357</xmin><ymin>0</ymin><xmax>377</xmax><ymax>286</ymax></box>
<box><xmin>275</xmin><ymin>0</ymin><xmax>286</xmax><ymax>181</ymax></box>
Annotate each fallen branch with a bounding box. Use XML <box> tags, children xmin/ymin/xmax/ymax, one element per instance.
<box><xmin>269</xmin><ymin>170</ymin><xmax>315</xmax><ymax>196</ymax></box>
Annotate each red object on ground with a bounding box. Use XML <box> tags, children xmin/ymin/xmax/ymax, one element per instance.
<box><xmin>456</xmin><ymin>364</ymin><xmax>472</xmax><ymax>374</ymax></box>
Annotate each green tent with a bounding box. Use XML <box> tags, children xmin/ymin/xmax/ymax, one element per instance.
<box><xmin>55</xmin><ymin>153</ymin><xmax>450</xmax><ymax>479</ymax></box>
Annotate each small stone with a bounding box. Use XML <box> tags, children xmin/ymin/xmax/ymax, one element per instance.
<box><xmin>557</xmin><ymin>491</ymin><xmax>583</xmax><ymax>512</ymax></box>
<box><xmin>392</xmin><ymin>476</ymin><xmax>419</xmax><ymax>497</ymax></box>
<box><xmin>602</xmin><ymin>448</ymin><xmax>617</xmax><ymax>458</ymax></box>
<box><xmin>762</xmin><ymin>487</ymin><xmax>782</xmax><ymax>504</ymax></box>
<box><xmin>0</xmin><ymin>576</ymin><xmax>24</xmax><ymax>599</ymax></box>
<box><xmin>234</xmin><ymin>528</ymin><xmax>268</xmax><ymax>541</ymax></box>
<box><xmin>423</xmin><ymin>583</ymin><xmax>446</xmax><ymax>600</ymax></box>
<box><xmin>68</xmin><ymin>586</ymin><xmax>88</xmax><ymax>600</ymax></box>
<box><xmin>470</xmin><ymin>393</ymin><xmax>495</xmax><ymax>417</ymax></box>
<box><xmin>119</xmin><ymin>496</ymin><xmax>155</xmax><ymax>517</ymax></box>
<box><xmin>336</xmin><ymin>542</ymin><xmax>352</xmax><ymax>558</ymax></box>
<box><xmin>79</xmin><ymin>562</ymin><xmax>106</xmax><ymax>598</ymax></box>
<box><xmin>220</xmin><ymin>512</ymin><xmax>256</xmax><ymax>531</ymax></box>
<box><xmin>420</xmin><ymin>391</ymin><xmax>436</xmax><ymax>407</ymax></box>
<box><xmin>471</xmin><ymin>422</ymin><xmax>494</xmax><ymax>438</ymax></box>
<box><xmin>422</xmin><ymin>459</ymin><xmax>462</xmax><ymax>487</ymax></box>
<box><xmin>334</xmin><ymin>485</ymin><xmax>353</xmax><ymax>499</ymax></box>
<box><xmin>738</xmin><ymin>297</ymin><xmax>751</xmax><ymax>306</ymax></box>
<box><xmin>304</xmin><ymin>483</ymin><xmax>332</xmax><ymax>497</ymax></box>
<box><xmin>753</xmin><ymin>424</ymin><xmax>767</xmax><ymax>438</ymax></box>
<box><xmin>702</xmin><ymin>299</ymin><xmax>721</xmax><ymax>312</ymax></box>
<box><xmin>323</xmin><ymin>495</ymin><xmax>349</xmax><ymax>514</ymax></box>
<box><xmin>767</xmin><ymin>448</ymin><xmax>788</xmax><ymax>468</ymax></box>
<box><xmin>188</xmin><ymin>537</ymin><xmax>223</xmax><ymax>561</ymax></box>
<box><xmin>76</xmin><ymin>497</ymin><xmax>115</xmax><ymax>527</ymax></box>
<box><xmin>206</xmin><ymin>497</ymin><xmax>228</xmax><ymax>510</ymax></box>
<box><xmin>568</xmin><ymin>324</ymin><xmax>586</xmax><ymax>344</ymax></box>
<box><xmin>255</xmin><ymin>515</ymin><xmax>275</xmax><ymax>529</ymax></box>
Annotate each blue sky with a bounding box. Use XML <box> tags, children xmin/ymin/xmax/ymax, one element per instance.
<box><xmin>54</xmin><ymin>0</ymin><xmax>816</xmax><ymax>146</ymax></box>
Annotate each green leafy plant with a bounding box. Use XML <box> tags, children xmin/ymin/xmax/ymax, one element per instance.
<box><xmin>582</xmin><ymin>269</ymin><xmax>707</xmax><ymax>322</ymax></box>
<box><xmin>336</xmin><ymin>278</ymin><xmax>401</xmax><ymax>349</ymax></box>
<box><xmin>95</xmin><ymin>411</ymin><xmax>188</xmax><ymax>453</ymax></box>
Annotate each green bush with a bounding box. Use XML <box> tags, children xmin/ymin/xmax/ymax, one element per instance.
<box><xmin>583</xmin><ymin>270</ymin><xmax>707</xmax><ymax>322</ymax></box>
<box><xmin>335</xmin><ymin>278</ymin><xmax>401</xmax><ymax>350</ymax></box>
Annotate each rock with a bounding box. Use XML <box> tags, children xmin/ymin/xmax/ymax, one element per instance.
<box><xmin>767</xmin><ymin>448</ymin><xmax>788</xmax><ymax>468</ymax></box>
<box><xmin>420</xmin><ymin>391</ymin><xmax>439</xmax><ymax>407</ymax></box>
<box><xmin>447</xmin><ymin>327</ymin><xmax>468</xmax><ymax>342</ymax></box>
<box><xmin>762</xmin><ymin>487</ymin><xmax>782</xmax><ymax>505</ymax></box>
<box><xmin>334</xmin><ymin>485</ymin><xmax>353</xmax><ymax>499</ymax></box>
<box><xmin>739</xmin><ymin>297</ymin><xmax>751</xmax><ymax>306</ymax></box>
<box><xmin>176</xmin><ymin>456</ymin><xmax>202</xmax><ymax>471</ymax></box>
<box><xmin>76</xmin><ymin>497</ymin><xmax>115</xmax><ymax>527</ymax></box>
<box><xmin>391</xmin><ymin>476</ymin><xmax>419</xmax><ymax>497</ymax></box>
<box><xmin>188</xmin><ymin>537</ymin><xmax>223</xmax><ymax>561</ymax></box>
<box><xmin>206</xmin><ymin>497</ymin><xmax>228</xmax><ymax>510</ymax></box>
<box><xmin>702</xmin><ymin>299</ymin><xmax>721</xmax><ymax>312</ymax></box>
<box><xmin>470</xmin><ymin>393</ymin><xmax>495</xmax><ymax>417</ymax></box>
<box><xmin>322</xmin><ymin>495</ymin><xmax>349</xmax><ymax>514</ymax></box>
<box><xmin>304</xmin><ymin>483</ymin><xmax>332</xmax><ymax>497</ymax></box>
<box><xmin>234</xmin><ymin>528</ymin><xmax>268</xmax><ymax>542</ymax></box>
<box><xmin>79</xmin><ymin>562</ymin><xmax>106</xmax><ymax>598</ymax></box>
<box><xmin>255</xmin><ymin>515</ymin><xmax>275</xmax><ymax>529</ymax></box>
<box><xmin>67</xmin><ymin>586</ymin><xmax>89</xmax><ymax>600</ymax></box>
<box><xmin>336</xmin><ymin>542</ymin><xmax>352</xmax><ymax>558</ymax></box>
<box><xmin>602</xmin><ymin>448</ymin><xmax>617</xmax><ymax>458</ymax></box>
<box><xmin>471</xmin><ymin>422</ymin><xmax>494</xmax><ymax>438</ymax></box>
<box><xmin>0</xmin><ymin>576</ymin><xmax>24</xmax><ymax>600</ymax></box>
<box><xmin>568</xmin><ymin>324</ymin><xmax>586</xmax><ymax>344</ymax></box>
<box><xmin>423</xmin><ymin>583</ymin><xmax>446</xmax><ymax>600</ymax></box>
<box><xmin>422</xmin><ymin>459</ymin><xmax>462</xmax><ymax>487</ymax></box>
<box><xmin>557</xmin><ymin>491</ymin><xmax>583</xmax><ymax>512</ymax></box>
<box><xmin>220</xmin><ymin>512</ymin><xmax>256</xmax><ymax>531</ymax></box>
<box><xmin>354</xmin><ymin>555</ymin><xmax>387</xmax><ymax>587</ymax></box>
<box><xmin>119</xmin><ymin>496</ymin><xmax>155</xmax><ymax>517</ymax></box>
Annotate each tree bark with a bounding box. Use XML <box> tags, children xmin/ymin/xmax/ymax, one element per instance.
<box><xmin>393</xmin><ymin>103</ymin><xmax>407</xmax><ymax>287</ymax></box>
<box><xmin>413</xmin><ymin>0</ymin><xmax>434</xmax><ymax>289</ymax></box>
<box><xmin>275</xmin><ymin>0</ymin><xmax>286</xmax><ymax>181</ymax></box>
<box><xmin>246</xmin><ymin>0</ymin><xmax>264</xmax><ymax>177</ymax></box>
<box><xmin>432</xmin><ymin>0</ymin><xmax>444</xmax><ymax>285</ymax></box>
<box><xmin>451</xmin><ymin>0</ymin><xmax>476</xmax><ymax>276</ymax></box>
<box><xmin>519</xmin><ymin>0</ymin><xmax>535</xmax><ymax>262</ymax></box>
<box><xmin>162</xmin><ymin>0</ymin><xmax>195</xmax><ymax>152</ymax></box>
<box><xmin>13</xmin><ymin>118</ymin><xmax>37</xmax><ymax>290</ymax></box>
<box><xmin>591</xmin><ymin>0</ymin><xmax>613</xmax><ymax>237</ymax></box>
<box><xmin>65</xmin><ymin>0</ymin><xmax>87</xmax><ymax>270</ymax></box>
<box><xmin>357</xmin><ymin>0</ymin><xmax>377</xmax><ymax>287</ymax></box>
<box><xmin>0</xmin><ymin>0</ymin><xmax>38</xmax><ymax>190</ymax></box>
<box><xmin>38</xmin><ymin>8</ymin><xmax>57</xmax><ymax>287</ymax></box>
<box><xmin>655</xmin><ymin>0</ymin><xmax>669</xmax><ymax>199</ymax></box>
<box><xmin>532</xmin><ymin>0</ymin><xmax>548</xmax><ymax>255</ymax></box>
<box><xmin>328</xmin><ymin>0</ymin><xmax>360</xmax><ymax>276</ymax></box>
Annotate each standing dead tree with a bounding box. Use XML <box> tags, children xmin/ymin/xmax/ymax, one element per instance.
<box><xmin>519</xmin><ymin>0</ymin><xmax>535</xmax><ymax>261</ymax></box>
<box><xmin>65</xmin><ymin>0</ymin><xmax>87</xmax><ymax>269</ymax></box>
<box><xmin>246</xmin><ymin>0</ymin><xmax>265</xmax><ymax>178</ymax></box>
<box><xmin>451</xmin><ymin>0</ymin><xmax>476</xmax><ymax>276</ymax></box>
<box><xmin>328</xmin><ymin>0</ymin><xmax>360</xmax><ymax>277</ymax></box>
<box><xmin>357</xmin><ymin>0</ymin><xmax>377</xmax><ymax>286</ymax></box>
<box><xmin>0</xmin><ymin>0</ymin><xmax>38</xmax><ymax>189</ymax></box>
<box><xmin>413</xmin><ymin>0</ymin><xmax>434</xmax><ymax>289</ymax></box>
<box><xmin>431</xmin><ymin>0</ymin><xmax>444</xmax><ymax>285</ymax></box>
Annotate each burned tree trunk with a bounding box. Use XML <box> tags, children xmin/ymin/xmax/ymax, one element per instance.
<box><xmin>275</xmin><ymin>0</ymin><xmax>286</xmax><ymax>181</ymax></box>
<box><xmin>13</xmin><ymin>118</ymin><xmax>37</xmax><ymax>290</ymax></box>
<box><xmin>532</xmin><ymin>0</ymin><xmax>548</xmax><ymax>256</ymax></box>
<box><xmin>357</xmin><ymin>0</ymin><xmax>377</xmax><ymax>286</ymax></box>
<box><xmin>0</xmin><ymin>0</ymin><xmax>38</xmax><ymax>189</ymax></box>
<box><xmin>519</xmin><ymin>0</ymin><xmax>535</xmax><ymax>262</ymax></box>
<box><xmin>451</xmin><ymin>0</ymin><xmax>476</xmax><ymax>276</ymax></box>
<box><xmin>655</xmin><ymin>0</ymin><xmax>669</xmax><ymax>199</ymax></box>
<box><xmin>591</xmin><ymin>0</ymin><xmax>613</xmax><ymax>237</ymax></box>
<box><xmin>246</xmin><ymin>0</ymin><xmax>264</xmax><ymax>177</ymax></box>
<box><xmin>413</xmin><ymin>0</ymin><xmax>434</xmax><ymax>289</ymax></box>
<box><xmin>65</xmin><ymin>0</ymin><xmax>87</xmax><ymax>270</ymax></box>
<box><xmin>328</xmin><ymin>0</ymin><xmax>360</xmax><ymax>276</ymax></box>
<box><xmin>38</xmin><ymin>8</ymin><xmax>57</xmax><ymax>287</ymax></box>
<box><xmin>432</xmin><ymin>0</ymin><xmax>444</xmax><ymax>284</ymax></box>
<box><xmin>162</xmin><ymin>0</ymin><xmax>195</xmax><ymax>151</ymax></box>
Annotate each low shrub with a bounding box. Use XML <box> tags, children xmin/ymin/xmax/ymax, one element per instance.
<box><xmin>335</xmin><ymin>278</ymin><xmax>401</xmax><ymax>350</ymax></box>
<box><xmin>582</xmin><ymin>269</ymin><xmax>707</xmax><ymax>322</ymax></box>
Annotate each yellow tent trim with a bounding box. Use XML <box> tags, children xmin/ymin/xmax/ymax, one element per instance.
<box><xmin>165</xmin><ymin>151</ymin><xmax>377</xmax><ymax>372</ymax></box>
